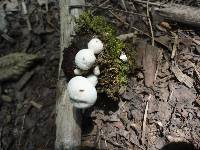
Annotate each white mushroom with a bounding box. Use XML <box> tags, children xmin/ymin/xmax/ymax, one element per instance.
<box><xmin>87</xmin><ymin>75</ymin><xmax>98</xmax><ymax>87</ymax></box>
<box><xmin>75</xmin><ymin>49</ymin><xmax>96</xmax><ymax>70</ymax></box>
<box><xmin>93</xmin><ymin>66</ymin><xmax>100</xmax><ymax>76</ymax></box>
<box><xmin>120</xmin><ymin>53</ymin><xmax>128</xmax><ymax>62</ymax></box>
<box><xmin>74</xmin><ymin>68</ymin><xmax>82</xmax><ymax>75</ymax></box>
<box><xmin>88</xmin><ymin>38</ymin><xmax>104</xmax><ymax>54</ymax></box>
<box><xmin>67</xmin><ymin>76</ymin><xmax>97</xmax><ymax>108</ymax></box>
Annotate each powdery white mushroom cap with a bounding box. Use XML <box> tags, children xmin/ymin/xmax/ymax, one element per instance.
<box><xmin>67</xmin><ymin>76</ymin><xmax>97</xmax><ymax>108</ymax></box>
<box><xmin>88</xmin><ymin>38</ymin><xmax>104</xmax><ymax>54</ymax></box>
<box><xmin>93</xmin><ymin>66</ymin><xmax>100</xmax><ymax>76</ymax></box>
<box><xmin>74</xmin><ymin>68</ymin><xmax>82</xmax><ymax>75</ymax></box>
<box><xmin>87</xmin><ymin>75</ymin><xmax>98</xmax><ymax>87</ymax></box>
<box><xmin>120</xmin><ymin>53</ymin><xmax>128</xmax><ymax>62</ymax></box>
<box><xmin>75</xmin><ymin>49</ymin><xmax>96</xmax><ymax>70</ymax></box>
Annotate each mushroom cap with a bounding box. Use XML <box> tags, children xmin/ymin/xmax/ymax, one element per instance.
<box><xmin>75</xmin><ymin>49</ymin><xmax>96</xmax><ymax>70</ymax></box>
<box><xmin>93</xmin><ymin>66</ymin><xmax>100</xmax><ymax>76</ymax></box>
<box><xmin>87</xmin><ymin>75</ymin><xmax>98</xmax><ymax>87</ymax></box>
<box><xmin>120</xmin><ymin>53</ymin><xmax>128</xmax><ymax>62</ymax></box>
<box><xmin>74</xmin><ymin>68</ymin><xmax>82</xmax><ymax>75</ymax></box>
<box><xmin>67</xmin><ymin>76</ymin><xmax>97</xmax><ymax>108</ymax></box>
<box><xmin>88</xmin><ymin>38</ymin><xmax>104</xmax><ymax>54</ymax></box>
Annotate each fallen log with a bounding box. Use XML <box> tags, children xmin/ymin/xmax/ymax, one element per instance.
<box><xmin>133</xmin><ymin>0</ymin><xmax>200</xmax><ymax>27</ymax></box>
<box><xmin>55</xmin><ymin>0</ymin><xmax>85</xmax><ymax>149</ymax></box>
<box><xmin>152</xmin><ymin>4</ymin><xmax>200</xmax><ymax>27</ymax></box>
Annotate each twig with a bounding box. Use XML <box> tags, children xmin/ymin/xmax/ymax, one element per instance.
<box><xmin>21</xmin><ymin>0</ymin><xmax>27</xmax><ymax>14</ymax></box>
<box><xmin>168</xmin><ymin>85</ymin><xmax>174</xmax><ymax>102</ymax></box>
<box><xmin>133</xmin><ymin>0</ymin><xmax>166</xmax><ymax>7</ymax></box>
<box><xmin>154</xmin><ymin>49</ymin><xmax>163</xmax><ymax>81</ymax></box>
<box><xmin>109</xmin><ymin>10</ymin><xmax>129</xmax><ymax>26</ymax></box>
<box><xmin>130</xmin><ymin>140</ymin><xmax>146</xmax><ymax>150</ymax></box>
<box><xmin>70</xmin><ymin>4</ymin><xmax>147</xmax><ymax>17</ymax></box>
<box><xmin>45</xmin><ymin>0</ymin><xmax>49</xmax><ymax>12</ymax></box>
<box><xmin>117</xmin><ymin>33</ymin><xmax>135</xmax><ymax>41</ymax></box>
<box><xmin>121</xmin><ymin>0</ymin><xmax>127</xmax><ymax>11</ymax></box>
<box><xmin>18</xmin><ymin>115</ymin><xmax>26</xmax><ymax>150</ymax></box>
<box><xmin>1</xmin><ymin>33</ymin><xmax>15</xmax><ymax>43</ymax></box>
<box><xmin>171</xmin><ymin>32</ymin><xmax>178</xmax><ymax>59</ymax></box>
<box><xmin>101</xmin><ymin>136</ymin><xmax>126</xmax><ymax>148</ymax></box>
<box><xmin>141</xmin><ymin>95</ymin><xmax>151</xmax><ymax>145</ymax></box>
<box><xmin>146</xmin><ymin>0</ymin><xmax>155</xmax><ymax>46</ymax></box>
<box><xmin>191</xmin><ymin>62</ymin><xmax>200</xmax><ymax>80</ymax></box>
<box><xmin>179</xmin><ymin>31</ymin><xmax>200</xmax><ymax>46</ymax></box>
<box><xmin>21</xmin><ymin>0</ymin><xmax>32</xmax><ymax>31</ymax></box>
<box><xmin>109</xmin><ymin>10</ymin><xmax>169</xmax><ymax>49</ymax></box>
<box><xmin>0</xmin><ymin>127</ymin><xmax>2</xmax><ymax>149</ymax></box>
<box><xmin>92</xmin><ymin>0</ymin><xmax>109</xmax><ymax>13</ymax></box>
<box><xmin>30</xmin><ymin>100</ymin><xmax>43</xmax><ymax>109</ymax></box>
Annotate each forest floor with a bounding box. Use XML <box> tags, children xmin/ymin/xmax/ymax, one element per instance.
<box><xmin>0</xmin><ymin>0</ymin><xmax>200</xmax><ymax>150</ymax></box>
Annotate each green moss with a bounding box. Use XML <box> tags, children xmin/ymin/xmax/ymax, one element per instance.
<box><xmin>76</xmin><ymin>11</ymin><xmax>130</xmax><ymax>99</ymax></box>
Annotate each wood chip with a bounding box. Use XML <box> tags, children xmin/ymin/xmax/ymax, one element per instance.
<box><xmin>117</xmin><ymin>33</ymin><xmax>134</xmax><ymax>41</ymax></box>
<box><xmin>30</xmin><ymin>100</ymin><xmax>42</xmax><ymax>109</ymax></box>
<box><xmin>171</xmin><ymin>64</ymin><xmax>193</xmax><ymax>88</ymax></box>
<box><xmin>141</xmin><ymin>95</ymin><xmax>151</xmax><ymax>145</ymax></box>
<box><xmin>171</xmin><ymin>32</ymin><xmax>178</xmax><ymax>59</ymax></box>
<box><xmin>15</xmin><ymin>70</ymin><xmax>35</xmax><ymax>91</ymax></box>
<box><xmin>1</xmin><ymin>94</ymin><xmax>12</xmax><ymax>102</ymax></box>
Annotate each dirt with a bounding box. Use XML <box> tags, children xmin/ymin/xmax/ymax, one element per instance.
<box><xmin>81</xmin><ymin>0</ymin><xmax>200</xmax><ymax>150</ymax></box>
<box><xmin>0</xmin><ymin>0</ymin><xmax>200</xmax><ymax>150</ymax></box>
<box><xmin>0</xmin><ymin>1</ymin><xmax>59</xmax><ymax>149</ymax></box>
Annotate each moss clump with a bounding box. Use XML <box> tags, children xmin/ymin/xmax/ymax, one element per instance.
<box><xmin>76</xmin><ymin>11</ymin><xmax>129</xmax><ymax>99</ymax></box>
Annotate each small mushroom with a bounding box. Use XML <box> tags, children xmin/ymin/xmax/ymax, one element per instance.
<box><xmin>88</xmin><ymin>38</ymin><xmax>104</xmax><ymax>54</ymax></box>
<box><xmin>67</xmin><ymin>76</ymin><xmax>97</xmax><ymax>108</ymax></box>
<box><xmin>74</xmin><ymin>68</ymin><xmax>83</xmax><ymax>75</ymax></box>
<box><xmin>75</xmin><ymin>49</ymin><xmax>96</xmax><ymax>70</ymax></box>
<box><xmin>120</xmin><ymin>53</ymin><xmax>128</xmax><ymax>62</ymax></box>
<box><xmin>87</xmin><ymin>75</ymin><xmax>98</xmax><ymax>87</ymax></box>
<box><xmin>93</xmin><ymin>66</ymin><xmax>100</xmax><ymax>76</ymax></box>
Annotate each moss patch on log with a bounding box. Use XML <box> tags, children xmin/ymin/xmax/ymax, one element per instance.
<box><xmin>76</xmin><ymin>11</ymin><xmax>131</xmax><ymax>99</ymax></box>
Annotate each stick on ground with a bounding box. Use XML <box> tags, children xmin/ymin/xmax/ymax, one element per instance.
<box><xmin>55</xmin><ymin>0</ymin><xmax>85</xmax><ymax>149</ymax></box>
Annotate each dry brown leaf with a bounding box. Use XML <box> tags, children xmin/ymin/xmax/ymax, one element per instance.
<box><xmin>0</xmin><ymin>53</ymin><xmax>40</xmax><ymax>81</ymax></box>
<box><xmin>171</xmin><ymin>64</ymin><xmax>193</xmax><ymax>88</ymax></box>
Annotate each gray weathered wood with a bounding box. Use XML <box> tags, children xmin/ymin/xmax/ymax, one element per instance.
<box><xmin>153</xmin><ymin>4</ymin><xmax>200</xmax><ymax>27</ymax></box>
<box><xmin>55</xmin><ymin>0</ymin><xmax>85</xmax><ymax>149</ymax></box>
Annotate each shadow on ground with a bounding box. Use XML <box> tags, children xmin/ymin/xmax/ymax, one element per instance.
<box><xmin>161</xmin><ymin>142</ymin><xmax>197</xmax><ymax>150</ymax></box>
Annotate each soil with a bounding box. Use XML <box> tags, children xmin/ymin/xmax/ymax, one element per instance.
<box><xmin>0</xmin><ymin>0</ymin><xmax>200</xmax><ymax>150</ymax></box>
<box><xmin>0</xmin><ymin>1</ymin><xmax>59</xmax><ymax>149</ymax></box>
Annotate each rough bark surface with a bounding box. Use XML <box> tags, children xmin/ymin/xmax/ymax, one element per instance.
<box><xmin>153</xmin><ymin>4</ymin><xmax>200</xmax><ymax>27</ymax></box>
<box><xmin>55</xmin><ymin>0</ymin><xmax>85</xmax><ymax>149</ymax></box>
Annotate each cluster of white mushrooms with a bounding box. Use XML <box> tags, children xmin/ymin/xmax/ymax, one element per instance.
<box><xmin>67</xmin><ymin>37</ymin><xmax>128</xmax><ymax>109</ymax></box>
<box><xmin>67</xmin><ymin>38</ymin><xmax>103</xmax><ymax>109</ymax></box>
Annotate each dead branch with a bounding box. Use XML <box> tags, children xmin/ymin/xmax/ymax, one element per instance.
<box><xmin>134</xmin><ymin>0</ymin><xmax>200</xmax><ymax>27</ymax></box>
<box><xmin>152</xmin><ymin>4</ymin><xmax>200</xmax><ymax>27</ymax></box>
<box><xmin>55</xmin><ymin>0</ymin><xmax>85</xmax><ymax>149</ymax></box>
<box><xmin>146</xmin><ymin>0</ymin><xmax>155</xmax><ymax>46</ymax></box>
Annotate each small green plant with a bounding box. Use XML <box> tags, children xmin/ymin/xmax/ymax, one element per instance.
<box><xmin>76</xmin><ymin>11</ymin><xmax>131</xmax><ymax>99</ymax></box>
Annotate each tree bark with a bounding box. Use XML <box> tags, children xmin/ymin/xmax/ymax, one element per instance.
<box><xmin>152</xmin><ymin>4</ymin><xmax>200</xmax><ymax>27</ymax></box>
<box><xmin>55</xmin><ymin>0</ymin><xmax>85</xmax><ymax>149</ymax></box>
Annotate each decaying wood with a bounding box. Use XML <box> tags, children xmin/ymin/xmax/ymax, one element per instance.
<box><xmin>55</xmin><ymin>0</ymin><xmax>85</xmax><ymax>149</ymax></box>
<box><xmin>171</xmin><ymin>32</ymin><xmax>178</xmax><ymax>59</ymax></box>
<box><xmin>136</xmin><ymin>41</ymin><xmax>160</xmax><ymax>87</ymax></box>
<box><xmin>171</xmin><ymin>64</ymin><xmax>193</xmax><ymax>88</ymax></box>
<box><xmin>153</xmin><ymin>4</ymin><xmax>200</xmax><ymax>27</ymax></box>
